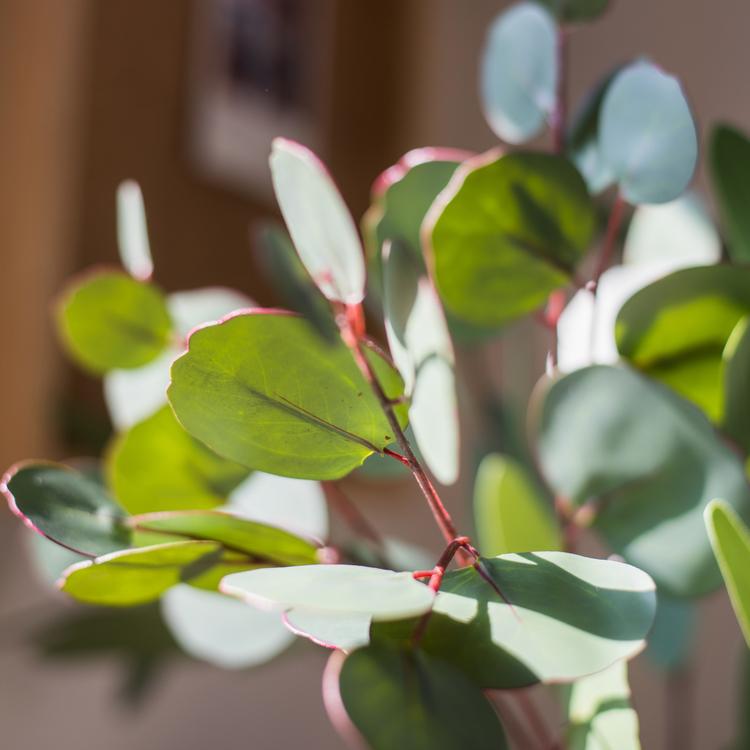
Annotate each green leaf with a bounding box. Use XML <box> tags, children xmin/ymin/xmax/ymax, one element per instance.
<box><xmin>161</xmin><ymin>584</ymin><xmax>293</xmax><ymax>668</ymax></box>
<box><xmin>129</xmin><ymin>509</ymin><xmax>320</xmax><ymax>565</ymax></box>
<box><xmin>373</xmin><ymin>551</ymin><xmax>655</xmax><ymax>687</ymax></box>
<box><xmin>117</xmin><ymin>180</ymin><xmax>153</xmax><ymax>281</ymax></box>
<box><xmin>427</xmin><ymin>151</ymin><xmax>595</xmax><ymax>328</ymax></box>
<box><xmin>168</xmin><ymin>311</ymin><xmax>408</xmax><ymax>480</ymax></box>
<box><xmin>26</xmin><ymin>533</ymin><xmax>87</xmax><ymax>585</ymax></box>
<box><xmin>332</xmin><ymin>643</ymin><xmax>508</xmax><ymax>750</ymax></box>
<box><xmin>710</xmin><ymin>124</ymin><xmax>750</xmax><ymax>263</ymax></box>
<box><xmin>2</xmin><ymin>461</ymin><xmax>130</xmax><ymax>556</ymax></box>
<box><xmin>723</xmin><ymin>318</ymin><xmax>750</xmax><ymax>453</ymax></box>
<box><xmin>566</xmin><ymin>662</ymin><xmax>641</xmax><ymax>750</ymax></box>
<box><xmin>480</xmin><ymin>3</ymin><xmax>556</xmax><ymax>144</ymax></box>
<box><xmin>538</xmin><ymin>365</ymin><xmax>750</xmax><ymax>596</ymax></box>
<box><xmin>644</xmin><ymin>593</ymin><xmax>695</xmax><ymax>670</ymax></box>
<box><xmin>383</xmin><ymin>241</ymin><xmax>459</xmax><ymax>485</ymax></box>
<box><xmin>57</xmin><ymin>269</ymin><xmax>172</xmax><ymax>374</ymax></box>
<box><xmin>221</xmin><ymin>564</ymin><xmax>434</xmax><ymax>621</ymax></box>
<box><xmin>255</xmin><ymin>224</ymin><xmax>338</xmax><ymax>343</ymax></box>
<box><xmin>59</xmin><ymin>540</ymin><xmax>223</xmax><ymax>606</ymax></box>
<box><xmin>616</xmin><ymin>266</ymin><xmax>750</xmax><ymax>421</ymax></box>
<box><xmin>599</xmin><ymin>61</ymin><xmax>697</xmax><ymax>204</ymax></box>
<box><xmin>534</xmin><ymin>0</ymin><xmax>609</xmax><ymax>22</ymax></box>
<box><xmin>705</xmin><ymin>500</ymin><xmax>750</xmax><ymax>646</ymax></box>
<box><xmin>473</xmin><ymin>453</ymin><xmax>561</xmax><ymax>556</ymax></box>
<box><xmin>269</xmin><ymin>138</ymin><xmax>365</xmax><ymax>304</ymax></box>
<box><xmin>104</xmin><ymin>287</ymin><xmax>253</xmax><ymax>430</ymax></box>
<box><xmin>284</xmin><ymin>609</ymin><xmax>371</xmax><ymax>651</ymax></box>
<box><xmin>107</xmin><ymin>405</ymin><xmax>248</xmax><ymax>514</ymax></box>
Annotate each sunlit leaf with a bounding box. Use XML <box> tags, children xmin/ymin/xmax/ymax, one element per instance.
<box><xmin>599</xmin><ymin>61</ymin><xmax>697</xmax><ymax>204</ymax></box>
<box><xmin>107</xmin><ymin>405</ymin><xmax>248</xmax><ymax>514</ymax></box>
<box><xmin>705</xmin><ymin>500</ymin><xmax>750</xmax><ymax>647</ymax></box>
<box><xmin>427</xmin><ymin>151</ymin><xmax>595</xmax><ymax>328</ymax></box>
<box><xmin>538</xmin><ymin>365</ymin><xmax>750</xmax><ymax>596</ymax></box>
<box><xmin>59</xmin><ymin>541</ymin><xmax>223</xmax><ymax>606</ymax></box>
<box><xmin>473</xmin><ymin>453</ymin><xmax>561</xmax><ymax>556</ymax></box>
<box><xmin>2</xmin><ymin>461</ymin><xmax>130</xmax><ymax>556</ymax></box>
<box><xmin>331</xmin><ymin>643</ymin><xmax>508</xmax><ymax>750</ymax></box>
<box><xmin>373</xmin><ymin>551</ymin><xmax>655</xmax><ymax>687</ymax></box>
<box><xmin>117</xmin><ymin>180</ymin><xmax>153</xmax><ymax>281</ymax></box>
<box><xmin>161</xmin><ymin>584</ymin><xmax>293</xmax><ymax>668</ymax></box>
<box><xmin>57</xmin><ymin>270</ymin><xmax>172</xmax><ymax>374</ymax></box>
<box><xmin>168</xmin><ymin>311</ymin><xmax>408</xmax><ymax>480</ymax></box>
<box><xmin>566</xmin><ymin>661</ymin><xmax>641</xmax><ymax>750</ymax></box>
<box><xmin>284</xmin><ymin>609</ymin><xmax>371</xmax><ymax>651</ymax></box>
<box><xmin>710</xmin><ymin>124</ymin><xmax>750</xmax><ymax>263</ymax></box>
<box><xmin>383</xmin><ymin>241</ymin><xmax>459</xmax><ymax>485</ymax></box>
<box><xmin>480</xmin><ymin>3</ymin><xmax>557</xmax><ymax>144</ymax></box>
<box><xmin>269</xmin><ymin>138</ymin><xmax>365</xmax><ymax>304</ymax></box>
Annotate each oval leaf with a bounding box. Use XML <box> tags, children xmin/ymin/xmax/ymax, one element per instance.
<box><xmin>599</xmin><ymin>61</ymin><xmax>697</xmax><ymax>204</ymax></box>
<box><xmin>705</xmin><ymin>499</ymin><xmax>750</xmax><ymax>647</ymax></box>
<box><xmin>331</xmin><ymin>643</ymin><xmax>508</xmax><ymax>750</ymax></box>
<box><xmin>538</xmin><ymin>365</ymin><xmax>750</xmax><ymax>596</ymax></box>
<box><xmin>473</xmin><ymin>453</ymin><xmax>561</xmax><ymax>556</ymax></box>
<box><xmin>58</xmin><ymin>540</ymin><xmax>222</xmax><ymax>606</ymax></box>
<box><xmin>2</xmin><ymin>461</ymin><xmax>130</xmax><ymax>556</ymax></box>
<box><xmin>161</xmin><ymin>584</ymin><xmax>293</xmax><ymax>668</ymax></box>
<box><xmin>107</xmin><ymin>406</ymin><xmax>249</xmax><ymax>514</ymax></box>
<box><xmin>221</xmin><ymin>564</ymin><xmax>434</xmax><ymax>621</ymax></box>
<box><xmin>373</xmin><ymin>551</ymin><xmax>655</xmax><ymax>687</ymax></box>
<box><xmin>57</xmin><ymin>270</ymin><xmax>172</xmax><ymax>374</ymax></box>
<box><xmin>480</xmin><ymin>3</ymin><xmax>557</xmax><ymax>144</ymax></box>
<box><xmin>168</xmin><ymin>311</ymin><xmax>408</xmax><ymax>480</ymax></box>
<box><xmin>269</xmin><ymin>138</ymin><xmax>365</xmax><ymax>304</ymax></box>
<box><xmin>427</xmin><ymin>151</ymin><xmax>595</xmax><ymax>328</ymax></box>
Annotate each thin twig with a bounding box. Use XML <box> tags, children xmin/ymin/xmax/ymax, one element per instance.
<box><xmin>551</xmin><ymin>26</ymin><xmax>569</xmax><ymax>154</ymax></box>
<box><xmin>591</xmin><ymin>192</ymin><xmax>627</xmax><ymax>288</ymax></box>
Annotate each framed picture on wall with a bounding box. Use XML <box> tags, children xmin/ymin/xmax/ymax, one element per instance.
<box><xmin>187</xmin><ymin>0</ymin><xmax>336</xmax><ymax>198</ymax></box>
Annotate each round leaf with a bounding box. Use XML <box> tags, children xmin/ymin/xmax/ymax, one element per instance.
<box><xmin>599</xmin><ymin>61</ymin><xmax>697</xmax><ymax>204</ymax></box>
<box><xmin>427</xmin><ymin>151</ymin><xmax>595</xmax><ymax>328</ymax></box>
<box><xmin>221</xmin><ymin>564</ymin><xmax>434</xmax><ymax>621</ymax></box>
<box><xmin>2</xmin><ymin>461</ymin><xmax>130</xmax><ymax>556</ymax></box>
<box><xmin>58</xmin><ymin>541</ymin><xmax>222</xmax><ymax>606</ymax></box>
<box><xmin>107</xmin><ymin>405</ymin><xmax>249</xmax><ymax>514</ymax></box>
<box><xmin>473</xmin><ymin>453</ymin><xmax>561</xmax><ymax>556</ymax></box>
<box><xmin>269</xmin><ymin>138</ymin><xmax>365</xmax><ymax>304</ymax></box>
<box><xmin>57</xmin><ymin>270</ymin><xmax>172</xmax><ymax>374</ymax></box>
<box><xmin>331</xmin><ymin>643</ymin><xmax>508</xmax><ymax>750</ymax></box>
<box><xmin>538</xmin><ymin>365</ymin><xmax>750</xmax><ymax>596</ymax></box>
<box><xmin>373</xmin><ymin>551</ymin><xmax>655</xmax><ymax>687</ymax></box>
<box><xmin>168</xmin><ymin>311</ymin><xmax>408</xmax><ymax>480</ymax></box>
<box><xmin>480</xmin><ymin>3</ymin><xmax>557</xmax><ymax>144</ymax></box>
<box><xmin>161</xmin><ymin>584</ymin><xmax>293</xmax><ymax>669</ymax></box>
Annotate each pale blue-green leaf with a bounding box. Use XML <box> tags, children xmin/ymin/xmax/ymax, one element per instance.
<box><xmin>284</xmin><ymin>609</ymin><xmax>371</xmax><ymax>651</ymax></box>
<box><xmin>644</xmin><ymin>594</ymin><xmax>695</xmax><ymax>670</ymax></box>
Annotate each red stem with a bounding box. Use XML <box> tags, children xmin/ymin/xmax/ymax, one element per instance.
<box><xmin>592</xmin><ymin>192</ymin><xmax>626</xmax><ymax>288</ymax></box>
<box><xmin>551</xmin><ymin>26</ymin><xmax>569</xmax><ymax>154</ymax></box>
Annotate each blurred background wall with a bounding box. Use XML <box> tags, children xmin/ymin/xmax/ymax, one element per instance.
<box><xmin>0</xmin><ymin>1</ymin><xmax>748</xmax><ymax>748</ymax></box>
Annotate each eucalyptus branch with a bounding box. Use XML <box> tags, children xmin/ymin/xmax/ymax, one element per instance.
<box><xmin>551</xmin><ymin>26</ymin><xmax>569</xmax><ymax>154</ymax></box>
<box><xmin>591</xmin><ymin>191</ymin><xmax>627</xmax><ymax>289</ymax></box>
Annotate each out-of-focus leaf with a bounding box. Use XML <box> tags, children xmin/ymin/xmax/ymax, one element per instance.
<box><xmin>710</xmin><ymin>124</ymin><xmax>750</xmax><ymax>263</ymax></box>
<box><xmin>2</xmin><ymin>461</ymin><xmax>130</xmax><ymax>556</ymax></box>
<box><xmin>473</xmin><ymin>453</ymin><xmax>561</xmax><ymax>556</ymax></box>
<box><xmin>161</xmin><ymin>584</ymin><xmax>293</xmax><ymax>668</ymax></box>
<box><xmin>26</xmin><ymin>533</ymin><xmax>87</xmax><ymax>585</ymax></box>
<box><xmin>59</xmin><ymin>541</ymin><xmax>223</xmax><ymax>606</ymax></box>
<box><xmin>480</xmin><ymin>3</ymin><xmax>556</xmax><ymax>144</ymax></box>
<box><xmin>616</xmin><ymin>266</ymin><xmax>750</xmax><ymax>421</ymax></box>
<box><xmin>535</xmin><ymin>0</ymin><xmax>609</xmax><ymax>22</ymax></box>
<box><xmin>117</xmin><ymin>180</ymin><xmax>153</xmax><ymax>281</ymax></box>
<box><xmin>57</xmin><ymin>270</ymin><xmax>172</xmax><ymax>374</ymax></box>
<box><xmin>722</xmin><ymin>317</ymin><xmax>750</xmax><ymax>454</ymax></box>
<box><xmin>538</xmin><ymin>365</ymin><xmax>750</xmax><ymax>596</ymax></box>
<box><xmin>599</xmin><ymin>61</ymin><xmax>697</xmax><ymax>204</ymax></box>
<box><xmin>427</xmin><ymin>151</ymin><xmax>595</xmax><ymax>328</ymax></box>
<box><xmin>168</xmin><ymin>311</ymin><xmax>408</xmax><ymax>480</ymax></box>
<box><xmin>107</xmin><ymin>406</ymin><xmax>248</xmax><ymax>514</ymax></box>
<box><xmin>373</xmin><ymin>552</ymin><xmax>655</xmax><ymax>687</ymax></box>
<box><xmin>332</xmin><ymin>643</ymin><xmax>508</xmax><ymax>750</ymax></box>
<box><xmin>566</xmin><ymin>661</ymin><xmax>641</xmax><ymax>750</ymax></box>
<box><xmin>644</xmin><ymin>594</ymin><xmax>695</xmax><ymax>670</ymax></box>
<box><xmin>269</xmin><ymin>138</ymin><xmax>365</xmax><ymax>304</ymax></box>
<box><xmin>705</xmin><ymin>500</ymin><xmax>750</xmax><ymax>647</ymax></box>
<box><xmin>383</xmin><ymin>241</ymin><xmax>459</xmax><ymax>484</ymax></box>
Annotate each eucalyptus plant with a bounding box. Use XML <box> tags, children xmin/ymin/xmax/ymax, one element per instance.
<box><xmin>5</xmin><ymin>2</ymin><xmax>750</xmax><ymax>747</ymax></box>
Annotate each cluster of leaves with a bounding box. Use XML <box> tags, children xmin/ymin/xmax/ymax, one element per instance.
<box><xmin>5</xmin><ymin>1</ymin><xmax>750</xmax><ymax>747</ymax></box>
